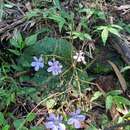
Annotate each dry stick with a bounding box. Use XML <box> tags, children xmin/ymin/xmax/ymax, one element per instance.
<box><xmin>13</xmin><ymin>71</ymin><xmax>29</xmax><ymax>78</ymax></box>
<box><xmin>0</xmin><ymin>17</ymin><xmax>26</xmax><ymax>34</ymax></box>
<box><xmin>104</xmin><ymin>120</ymin><xmax>130</xmax><ymax>130</ymax></box>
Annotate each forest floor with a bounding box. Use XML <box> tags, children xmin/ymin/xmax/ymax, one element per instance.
<box><xmin>1</xmin><ymin>0</ymin><xmax>130</xmax><ymax>130</ymax></box>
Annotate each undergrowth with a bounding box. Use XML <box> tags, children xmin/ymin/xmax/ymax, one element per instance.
<box><xmin>0</xmin><ymin>0</ymin><xmax>130</xmax><ymax>130</ymax></box>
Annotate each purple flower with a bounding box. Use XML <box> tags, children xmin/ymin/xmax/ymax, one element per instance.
<box><xmin>67</xmin><ymin>109</ymin><xmax>85</xmax><ymax>128</ymax></box>
<box><xmin>47</xmin><ymin>59</ymin><xmax>62</xmax><ymax>75</ymax></box>
<box><xmin>45</xmin><ymin>113</ymin><xmax>65</xmax><ymax>130</ymax></box>
<box><xmin>31</xmin><ymin>56</ymin><xmax>44</xmax><ymax>71</ymax></box>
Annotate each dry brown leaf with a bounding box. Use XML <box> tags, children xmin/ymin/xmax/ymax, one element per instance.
<box><xmin>108</xmin><ymin>60</ymin><xmax>127</xmax><ymax>92</ymax></box>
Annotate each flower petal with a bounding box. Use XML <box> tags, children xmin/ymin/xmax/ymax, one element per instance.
<box><xmin>39</xmin><ymin>56</ymin><xmax>43</xmax><ymax>62</ymax></box>
<box><xmin>31</xmin><ymin>62</ymin><xmax>36</xmax><ymax>67</ymax></box>
<box><xmin>52</xmin><ymin>126</ymin><xmax>58</xmax><ymax>130</ymax></box>
<box><xmin>47</xmin><ymin>67</ymin><xmax>53</xmax><ymax>72</ymax></box>
<box><xmin>59</xmin><ymin>123</ymin><xmax>66</xmax><ymax>130</ymax></box>
<box><xmin>73</xmin><ymin>55</ymin><xmax>77</xmax><ymax>60</ymax></box>
<box><xmin>34</xmin><ymin>65</ymin><xmax>40</xmax><ymax>71</ymax></box>
<box><xmin>48</xmin><ymin>61</ymin><xmax>53</xmax><ymax>66</ymax></box>
<box><xmin>74</xmin><ymin>120</ymin><xmax>81</xmax><ymax>128</ymax></box>
<box><xmin>77</xmin><ymin>57</ymin><xmax>82</xmax><ymax>62</ymax></box>
<box><xmin>59</xmin><ymin>65</ymin><xmax>63</xmax><ymax>68</ymax></box>
<box><xmin>45</xmin><ymin>121</ymin><xmax>55</xmax><ymax>129</ymax></box>
<box><xmin>39</xmin><ymin>62</ymin><xmax>44</xmax><ymax>68</ymax></box>
<box><xmin>48</xmin><ymin>113</ymin><xmax>56</xmax><ymax>121</ymax></box>
<box><xmin>33</xmin><ymin>56</ymin><xmax>38</xmax><ymax>61</ymax></box>
<box><xmin>52</xmin><ymin>70</ymin><xmax>59</xmax><ymax>75</ymax></box>
<box><xmin>58</xmin><ymin>115</ymin><xmax>63</xmax><ymax>122</ymax></box>
<box><xmin>76</xmin><ymin>115</ymin><xmax>86</xmax><ymax>121</ymax></box>
<box><xmin>75</xmin><ymin>109</ymin><xmax>81</xmax><ymax>115</ymax></box>
<box><xmin>54</xmin><ymin>61</ymin><xmax>59</xmax><ymax>65</ymax></box>
<box><xmin>67</xmin><ymin>118</ymin><xmax>75</xmax><ymax>125</ymax></box>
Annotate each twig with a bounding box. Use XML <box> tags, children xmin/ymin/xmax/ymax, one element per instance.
<box><xmin>0</xmin><ymin>17</ymin><xmax>26</xmax><ymax>34</ymax></box>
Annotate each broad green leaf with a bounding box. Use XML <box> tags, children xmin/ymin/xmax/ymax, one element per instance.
<box><xmin>19</xmin><ymin>37</ymin><xmax>74</xmax><ymax>94</ymax></box>
<box><xmin>101</xmin><ymin>28</ymin><xmax>109</xmax><ymax>45</ymax></box>
<box><xmin>10</xmin><ymin>38</ymin><xmax>19</xmax><ymax>48</ymax></box>
<box><xmin>113</xmin><ymin>96</ymin><xmax>130</xmax><ymax>106</ymax></box>
<box><xmin>26</xmin><ymin>112</ymin><xmax>36</xmax><ymax>122</ymax></box>
<box><xmin>97</xmin><ymin>11</ymin><xmax>106</xmax><ymax>20</ymax></box>
<box><xmin>10</xmin><ymin>30</ymin><xmax>24</xmax><ymax>49</ymax></box>
<box><xmin>96</xmin><ymin>26</ymin><xmax>106</xmax><ymax>30</ymax></box>
<box><xmin>19</xmin><ymin>37</ymin><xmax>73</xmax><ymax>67</ymax></box>
<box><xmin>2</xmin><ymin>125</ymin><xmax>10</xmax><ymax>130</ymax></box>
<box><xmin>13</xmin><ymin>119</ymin><xmax>25</xmax><ymax>129</ymax></box>
<box><xmin>84</xmin><ymin>33</ymin><xmax>92</xmax><ymax>40</ymax></box>
<box><xmin>106</xmin><ymin>95</ymin><xmax>113</xmax><ymax>110</ymax></box>
<box><xmin>25</xmin><ymin>34</ymin><xmax>37</xmax><ymax>46</ymax></box>
<box><xmin>108</xmin><ymin>27</ymin><xmax>120</xmax><ymax>37</ymax></box>
<box><xmin>111</xmin><ymin>24</ymin><xmax>123</xmax><ymax>30</ymax></box>
<box><xmin>72</xmin><ymin>32</ymin><xmax>91</xmax><ymax>40</ymax></box>
<box><xmin>107</xmin><ymin>90</ymin><xmax>122</xmax><ymax>96</ymax></box>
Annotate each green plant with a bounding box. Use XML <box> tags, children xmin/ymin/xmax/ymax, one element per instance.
<box><xmin>96</xmin><ymin>24</ymin><xmax>123</xmax><ymax>45</ymax></box>
<box><xmin>105</xmin><ymin>90</ymin><xmax>130</xmax><ymax>110</ymax></box>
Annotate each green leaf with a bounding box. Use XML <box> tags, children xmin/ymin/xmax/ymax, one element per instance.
<box><xmin>97</xmin><ymin>11</ymin><xmax>106</xmax><ymax>20</ymax></box>
<box><xmin>101</xmin><ymin>28</ymin><xmax>109</xmax><ymax>45</ymax></box>
<box><xmin>106</xmin><ymin>95</ymin><xmax>113</xmax><ymax>110</ymax></box>
<box><xmin>96</xmin><ymin>26</ymin><xmax>106</xmax><ymax>30</ymax></box>
<box><xmin>87</xmin><ymin>125</ymin><xmax>97</xmax><ymax>130</ymax></box>
<box><xmin>107</xmin><ymin>90</ymin><xmax>122</xmax><ymax>96</ymax></box>
<box><xmin>84</xmin><ymin>33</ymin><xmax>92</xmax><ymax>40</ymax></box>
<box><xmin>0</xmin><ymin>2</ymin><xmax>4</xmax><ymax>21</ymax></box>
<box><xmin>19</xmin><ymin>37</ymin><xmax>73</xmax><ymax>67</ymax></box>
<box><xmin>72</xmin><ymin>32</ymin><xmax>91</xmax><ymax>41</ymax></box>
<box><xmin>48</xmin><ymin>14</ymin><xmax>66</xmax><ymax>31</ymax></box>
<box><xmin>10</xmin><ymin>30</ymin><xmax>24</xmax><ymax>49</ymax></box>
<box><xmin>13</xmin><ymin>119</ymin><xmax>25</xmax><ymax>129</ymax></box>
<box><xmin>53</xmin><ymin>0</ymin><xmax>61</xmax><ymax>10</ymax></box>
<box><xmin>2</xmin><ymin>125</ymin><xmax>10</xmax><ymax>130</ymax></box>
<box><xmin>25</xmin><ymin>34</ymin><xmax>37</xmax><ymax>46</ymax></box>
<box><xmin>19</xmin><ymin>37</ymin><xmax>74</xmax><ymax>94</ymax></box>
<box><xmin>108</xmin><ymin>27</ymin><xmax>120</xmax><ymax>37</ymax></box>
<box><xmin>121</xmin><ymin>66</ymin><xmax>130</xmax><ymax>72</ymax></box>
<box><xmin>26</xmin><ymin>112</ymin><xmax>36</xmax><ymax>122</ymax></box>
<box><xmin>46</xmin><ymin>99</ymin><xmax>56</xmax><ymax>109</ymax></box>
<box><xmin>8</xmin><ymin>49</ymin><xmax>21</xmax><ymax>56</ymax></box>
<box><xmin>20</xmin><ymin>126</ymin><xmax>28</xmax><ymax>130</ymax></box>
<box><xmin>31</xmin><ymin>125</ymin><xmax>45</xmax><ymax>130</ymax></box>
<box><xmin>113</xmin><ymin>96</ymin><xmax>130</xmax><ymax>106</ymax></box>
<box><xmin>25</xmin><ymin>9</ymin><xmax>40</xmax><ymax>19</ymax></box>
<box><xmin>111</xmin><ymin>24</ymin><xmax>123</xmax><ymax>30</ymax></box>
<box><xmin>0</xmin><ymin>112</ymin><xmax>6</xmax><ymax>126</ymax></box>
<box><xmin>91</xmin><ymin>91</ymin><xmax>102</xmax><ymax>102</ymax></box>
